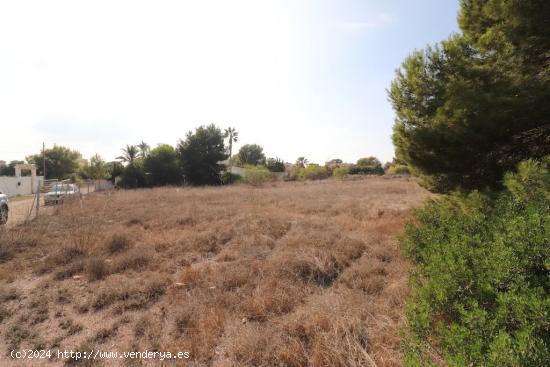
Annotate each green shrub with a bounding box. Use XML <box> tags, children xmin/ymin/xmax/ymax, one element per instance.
<box><xmin>118</xmin><ymin>164</ymin><xmax>146</xmax><ymax>188</ymax></box>
<box><xmin>348</xmin><ymin>165</ymin><xmax>383</xmax><ymax>175</ymax></box>
<box><xmin>221</xmin><ymin>172</ymin><xmax>241</xmax><ymax>185</ymax></box>
<box><xmin>387</xmin><ymin>164</ymin><xmax>410</xmax><ymax>175</ymax></box>
<box><xmin>348</xmin><ymin>157</ymin><xmax>384</xmax><ymax>175</ymax></box>
<box><xmin>266</xmin><ymin>158</ymin><xmax>286</xmax><ymax>172</ymax></box>
<box><xmin>332</xmin><ymin>166</ymin><xmax>349</xmax><ymax>179</ymax></box>
<box><xmin>402</xmin><ymin>158</ymin><xmax>550</xmax><ymax>366</ymax></box>
<box><xmin>242</xmin><ymin>165</ymin><xmax>273</xmax><ymax>186</ymax></box>
<box><xmin>298</xmin><ymin>164</ymin><xmax>329</xmax><ymax>180</ymax></box>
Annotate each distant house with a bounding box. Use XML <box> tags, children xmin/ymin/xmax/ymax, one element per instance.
<box><xmin>325</xmin><ymin>159</ymin><xmax>343</xmax><ymax>169</ymax></box>
<box><xmin>228</xmin><ymin>166</ymin><xmax>245</xmax><ymax>176</ymax></box>
<box><xmin>325</xmin><ymin>159</ymin><xmax>352</xmax><ymax>169</ymax></box>
<box><xmin>0</xmin><ymin>163</ymin><xmax>44</xmax><ymax>197</ymax></box>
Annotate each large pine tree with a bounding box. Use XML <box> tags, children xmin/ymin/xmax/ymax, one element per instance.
<box><xmin>390</xmin><ymin>0</ymin><xmax>550</xmax><ymax>192</ymax></box>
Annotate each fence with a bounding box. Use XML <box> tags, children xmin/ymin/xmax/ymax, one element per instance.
<box><xmin>41</xmin><ymin>179</ymin><xmax>114</xmax><ymax>195</ymax></box>
<box><xmin>6</xmin><ymin>179</ymin><xmax>114</xmax><ymax>227</ymax></box>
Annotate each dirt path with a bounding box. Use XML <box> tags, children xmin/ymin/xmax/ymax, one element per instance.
<box><xmin>6</xmin><ymin>197</ymin><xmax>44</xmax><ymax>227</ymax></box>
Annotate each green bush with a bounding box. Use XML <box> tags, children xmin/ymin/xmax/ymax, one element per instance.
<box><xmin>242</xmin><ymin>165</ymin><xmax>273</xmax><ymax>186</ymax></box>
<box><xmin>332</xmin><ymin>166</ymin><xmax>349</xmax><ymax>179</ymax></box>
<box><xmin>118</xmin><ymin>164</ymin><xmax>146</xmax><ymax>188</ymax></box>
<box><xmin>266</xmin><ymin>157</ymin><xmax>286</xmax><ymax>172</ymax></box>
<box><xmin>387</xmin><ymin>164</ymin><xmax>410</xmax><ymax>175</ymax></box>
<box><xmin>348</xmin><ymin>157</ymin><xmax>384</xmax><ymax>175</ymax></box>
<box><xmin>220</xmin><ymin>172</ymin><xmax>241</xmax><ymax>185</ymax></box>
<box><xmin>402</xmin><ymin>158</ymin><xmax>550</xmax><ymax>366</ymax></box>
<box><xmin>348</xmin><ymin>164</ymin><xmax>383</xmax><ymax>175</ymax></box>
<box><xmin>298</xmin><ymin>164</ymin><xmax>329</xmax><ymax>180</ymax></box>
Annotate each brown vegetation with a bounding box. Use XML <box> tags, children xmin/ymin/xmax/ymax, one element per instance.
<box><xmin>0</xmin><ymin>177</ymin><xmax>429</xmax><ymax>366</ymax></box>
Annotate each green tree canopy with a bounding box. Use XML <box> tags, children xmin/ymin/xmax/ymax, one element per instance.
<box><xmin>118</xmin><ymin>163</ymin><xmax>146</xmax><ymax>188</ymax></box>
<box><xmin>237</xmin><ymin>144</ymin><xmax>266</xmax><ymax>166</ymax></box>
<box><xmin>105</xmin><ymin>161</ymin><xmax>124</xmax><ymax>182</ymax></box>
<box><xmin>390</xmin><ymin>0</ymin><xmax>550</xmax><ymax>192</ymax></box>
<box><xmin>81</xmin><ymin>154</ymin><xmax>109</xmax><ymax>180</ymax></box>
<box><xmin>224</xmin><ymin>127</ymin><xmax>238</xmax><ymax>159</ymax></box>
<box><xmin>357</xmin><ymin>156</ymin><xmax>382</xmax><ymax>168</ymax></box>
<box><xmin>266</xmin><ymin>157</ymin><xmax>286</xmax><ymax>172</ymax></box>
<box><xmin>117</xmin><ymin>145</ymin><xmax>139</xmax><ymax>165</ymax></box>
<box><xmin>348</xmin><ymin>156</ymin><xmax>384</xmax><ymax>175</ymax></box>
<box><xmin>26</xmin><ymin>145</ymin><xmax>82</xmax><ymax>179</ymax></box>
<box><xmin>137</xmin><ymin>141</ymin><xmax>151</xmax><ymax>159</ymax></box>
<box><xmin>177</xmin><ymin>124</ymin><xmax>227</xmax><ymax>185</ymax></box>
<box><xmin>144</xmin><ymin>144</ymin><xmax>181</xmax><ymax>186</ymax></box>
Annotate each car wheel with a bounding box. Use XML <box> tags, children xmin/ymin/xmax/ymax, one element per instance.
<box><xmin>0</xmin><ymin>205</ymin><xmax>8</xmax><ymax>225</ymax></box>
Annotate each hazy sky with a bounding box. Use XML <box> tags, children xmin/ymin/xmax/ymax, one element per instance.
<box><xmin>0</xmin><ymin>0</ymin><xmax>459</xmax><ymax>164</ymax></box>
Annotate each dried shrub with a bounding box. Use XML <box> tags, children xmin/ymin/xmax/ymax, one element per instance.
<box><xmin>91</xmin><ymin>325</ymin><xmax>119</xmax><ymax>344</ymax></box>
<box><xmin>59</xmin><ymin>319</ymin><xmax>83</xmax><ymax>336</ymax></box>
<box><xmin>112</xmin><ymin>247</ymin><xmax>152</xmax><ymax>273</ymax></box>
<box><xmin>240</xmin><ymin>280</ymin><xmax>304</xmax><ymax>321</ymax></box>
<box><xmin>54</xmin><ymin>259</ymin><xmax>85</xmax><ymax>280</ymax></box>
<box><xmin>105</xmin><ymin>233</ymin><xmax>132</xmax><ymax>254</ymax></box>
<box><xmin>91</xmin><ymin>275</ymin><xmax>168</xmax><ymax>312</ymax></box>
<box><xmin>86</xmin><ymin>257</ymin><xmax>109</xmax><ymax>281</ymax></box>
<box><xmin>52</xmin><ymin>245</ymin><xmax>87</xmax><ymax>266</ymax></box>
<box><xmin>0</xmin><ymin>305</ymin><xmax>11</xmax><ymax>323</ymax></box>
<box><xmin>5</xmin><ymin>323</ymin><xmax>33</xmax><ymax>350</ymax></box>
<box><xmin>126</xmin><ymin>218</ymin><xmax>143</xmax><ymax>226</ymax></box>
<box><xmin>0</xmin><ymin>243</ymin><xmax>13</xmax><ymax>263</ymax></box>
<box><xmin>0</xmin><ymin>286</ymin><xmax>19</xmax><ymax>302</ymax></box>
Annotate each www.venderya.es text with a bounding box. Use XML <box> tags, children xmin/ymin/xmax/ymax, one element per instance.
<box><xmin>10</xmin><ymin>349</ymin><xmax>190</xmax><ymax>361</ymax></box>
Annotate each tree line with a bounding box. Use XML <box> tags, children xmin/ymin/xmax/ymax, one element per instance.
<box><xmin>1</xmin><ymin>124</ymin><xmax>397</xmax><ymax>186</ymax></box>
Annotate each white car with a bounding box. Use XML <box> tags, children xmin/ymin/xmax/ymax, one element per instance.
<box><xmin>0</xmin><ymin>192</ymin><xmax>8</xmax><ymax>224</ymax></box>
<box><xmin>44</xmin><ymin>184</ymin><xmax>81</xmax><ymax>205</ymax></box>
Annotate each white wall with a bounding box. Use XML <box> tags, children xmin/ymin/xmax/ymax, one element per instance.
<box><xmin>0</xmin><ymin>176</ymin><xmax>44</xmax><ymax>197</ymax></box>
<box><xmin>229</xmin><ymin>166</ymin><xmax>245</xmax><ymax>176</ymax></box>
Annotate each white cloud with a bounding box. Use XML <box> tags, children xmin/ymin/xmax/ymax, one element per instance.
<box><xmin>342</xmin><ymin>13</ymin><xmax>394</xmax><ymax>30</ymax></box>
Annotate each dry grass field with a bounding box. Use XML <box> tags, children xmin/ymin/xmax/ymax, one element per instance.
<box><xmin>0</xmin><ymin>177</ymin><xmax>430</xmax><ymax>366</ymax></box>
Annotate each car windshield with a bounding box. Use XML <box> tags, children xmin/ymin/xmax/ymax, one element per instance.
<box><xmin>50</xmin><ymin>184</ymin><xmax>73</xmax><ymax>192</ymax></box>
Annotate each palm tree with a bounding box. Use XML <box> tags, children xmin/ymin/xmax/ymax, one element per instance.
<box><xmin>296</xmin><ymin>156</ymin><xmax>308</xmax><ymax>168</ymax></box>
<box><xmin>137</xmin><ymin>141</ymin><xmax>150</xmax><ymax>158</ymax></box>
<box><xmin>224</xmin><ymin>127</ymin><xmax>238</xmax><ymax>159</ymax></box>
<box><xmin>117</xmin><ymin>145</ymin><xmax>139</xmax><ymax>165</ymax></box>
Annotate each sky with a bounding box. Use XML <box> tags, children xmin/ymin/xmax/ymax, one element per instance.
<box><xmin>0</xmin><ymin>0</ymin><xmax>460</xmax><ymax>165</ymax></box>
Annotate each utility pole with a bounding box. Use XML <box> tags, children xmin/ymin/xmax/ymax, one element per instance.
<box><xmin>35</xmin><ymin>179</ymin><xmax>41</xmax><ymax>218</ymax></box>
<box><xmin>42</xmin><ymin>142</ymin><xmax>46</xmax><ymax>179</ymax></box>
